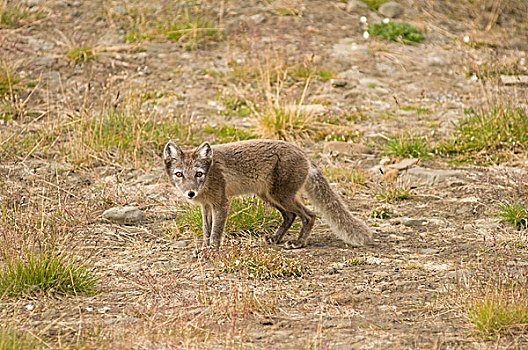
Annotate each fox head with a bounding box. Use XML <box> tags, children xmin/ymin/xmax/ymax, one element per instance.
<box><xmin>163</xmin><ymin>141</ymin><xmax>213</xmax><ymax>201</ymax></box>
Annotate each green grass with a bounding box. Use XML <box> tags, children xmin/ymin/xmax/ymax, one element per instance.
<box><xmin>360</xmin><ymin>0</ymin><xmax>387</xmax><ymax>10</ymax></box>
<box><xmin>383</xmin><ymin>134</ymin><xmax>432</xmax><ymax>159</ymax></box>
<box><xmin>0</xmin><ymin>251</ymin><xmax>99</xmax><ymax>297</ymax></box>
<box><xmin>0</xmin><ymin>328</ymin><xmax>37</xmax><ymax>350</ymax></box>
<box><xmin>0</xmin><ymin>1</ymin><xmax>44</xmax><ymax>28</ymax></box>
<box><xmin>117</xmin><ymin>3</ymin><xmax>224</xmax><ymax>50</ymax></box>
<box><xmin>0</xmin><ymin>61</ymin><xmax>21</xmax><ymax>96</ymax></box>
<box><xmin>203</xmin><ymin>125</ymin><xmax>255</xmax><ymax>143</ymax></box>
<box><xmin>439</xmin><ymin>105</ymin><xmax>528</xmax><ymax>164</ymax></box>
<box><xmin>345</xmin><ymin>258</ymin><xmax>366</xmax><ymax>266</ymax></box>
<box><xmin>368</xmin><ymin>22</ymin><xmax>425</xmax><ymax>44</ymax></box>
<box><xmin>370</xmin><ymin>206</ymin><xmax>390</xmax><ymax>219</ymax></box>
<box><xmin>167</xmin><ymin>197</ymin><xmax>285</xmax><ymax>239</ymax></box>
<box><xmin>497</xmin><ymin>201</ymin><xmax>528</xmax><ymax>230</ymax></box>
<box><xmin>65</xmin><ymin>47</ymin><xmax>95</xmax><ymax>65</ymax></box>
<box><xmin>217</xmin><ymin>241</ymin><xmax>305</xmax><ymax>279</ymax></box>
<box><xmin>467</xmin><ymin>283</ymin><xmax>528</xmax><ymax>338</ymax></box>
<box><xmin>375</xmin><ymin>184</ymin><xmax>411</xmax><ymax>203</ymax></box>
<box><xmin>400</xmin><ymin>105</ymin><xmax>431</xmax><ymax>115</ymax></box>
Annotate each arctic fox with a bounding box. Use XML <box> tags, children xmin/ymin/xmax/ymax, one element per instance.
<box><xmin>164</xmin><ymin>139</ymin><xmax>372</xmax><ymax>249</ymax></box>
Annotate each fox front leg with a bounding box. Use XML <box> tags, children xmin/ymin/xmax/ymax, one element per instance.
<box><xmin>210</xmin><ymin>202</ymin><xmax>229</xmax><ymax>247</ymax></box>
<box><xmin>201</xmin><ymin>204</ymin><xmax>213</xmax><ymax>248</ymax></box>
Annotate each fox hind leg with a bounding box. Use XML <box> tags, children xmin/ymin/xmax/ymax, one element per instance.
<box><xmin>267</xmin><ymin>193</ymin><xmax>315</xmax><ymax>249</ymax></box>
<box><xmin>265</xmin><ymin>205</ymin><xmax>296</xmax><ymax>244</ymax></box>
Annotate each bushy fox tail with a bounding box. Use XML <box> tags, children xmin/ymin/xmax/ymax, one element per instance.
<box><xmin>304</xmin><ymin>166</ymin><xmax>372</xmax><ymax>246</ymax></box>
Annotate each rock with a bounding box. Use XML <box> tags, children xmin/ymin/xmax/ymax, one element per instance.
<box><xmin>324</xmin><ymin>141</ymin><xmax>372</xmax><ymax>155</ymax></box>
<box><xmin>378</xmin><ymin>1</ymin><xmax>404</xmax><ymax>18</ymax></box>
<box><xmin>345</xmin><ymin>0</ymin><xmax>369</xmax><ymax>13</ymax></box>
<box><xmin>27</xmin><ymin>37</ymin><xmax>54</xmax><ymax>51</ymax></box>
<box><xmin>500</xmin><ymin>75</ymin><xmax>528</xmax><ymax>86</ymax></box>
<box><xmin>330</xmin><ymin>79</ymin><xmax>349</xmax><ymax>88</ymax></box>
<box><xmin>102</xmin><ymin>206</ymin><xmax>144</xmax><ymax>224</ymax></box>
<box><xmin>172</xmin><ymin>240</ymin><xmax>190</xmax><ymax>248</ymax></box>
<box><xmin>447</xmin><ymin>269</ymin><xmax>473</xmax><ymax>283</ymax></box>
<box><xmin>331</xmin><ymin>39</ymin><xmax>370</xmax><ymax>64</ymax></box>
<box><xmin>388</xmin><ymin>158</ymin><xmax>419</xmax><ymax>171</ymax></box>
<box><xmin>32</xmin><ymin>55</ymin><xmax>57</xmax><ymax>68</ymax></box>
<box><xmin>400</xmin><ymin>218</ymin><xmax>428</xmax><ymax>227</ymax></box>
<box><xmin>26</xmin><ymin>0</ymin><xmax>45</xmax><ymax>7</ymax></box>
<box><xmin>359</xmin><ymin>77</ymin><xmax>384</xmax><ymax>88</ymax></box>
<box><xmin>249</xmin><ymin>13</ymin><xmax>266</xmax><ymax>24</ymax></box>
<box><xmin>420</xmin><ymin>248</ymin><xmax>439</xmax><ymax>254</ymax></box>
<box><xmin>406</xmin><ymin>167</ymin><xmax>462</xmax><ymax>185</ymax></box>
<box><xmin>105</xmin><ymin>317</ymin><xmax>140</xmax><ymax>325</ymax></box>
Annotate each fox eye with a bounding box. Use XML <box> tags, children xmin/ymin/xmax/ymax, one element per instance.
<box><xmin>175</xmin><ymin>172</ymin><xmax>183</xmax><ymax>178</ymax></box>
<box><xmin>195</xmin><ymin>171</ymin><xmax>203</xmax><ymax>178</ymax></box>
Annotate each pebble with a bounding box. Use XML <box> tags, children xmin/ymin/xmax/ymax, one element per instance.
<box><xmin>419</xmin><ymin>248</ymin><xmax>439</xmax><ymax>254</ymax></box>
<box><xmin>330</xmin><ymin>79</ymin><xmax>349</xmax><ymax>88</ymax></box>
<box><xmin>102</xmin><ymin>206</ymin><xmax>144</xmax><ymax>224</ymax></box>
<box><xmin>388</xmin><ymin>158</ymin><xmax>419</xmax><ymax>171</ymax></box>
<box><xmin>378</xmin><ymin>1</ymin><xmax>404</xmax><ymax>18</ymax></box>
<box><xmin>406</xmin><ymin>167</ymin><xmax>462</xmax><ymax>185</ymax></box>
<box><xmin>323</xmin><ymin>141</ymin><xmax>372</xmax><ymax>155</ymax></box>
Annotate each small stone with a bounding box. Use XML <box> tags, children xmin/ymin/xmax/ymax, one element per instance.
<box><xmin>324</xmin><ymin>141</ymin><xmax>372</xmax><ymax>155</ymax></box>
<box><xmin>330</xmin><ymin>79</ymin><xmax>348</xmax><ymax>88</ymax></box>
<box><xmin>388</xmin><ymin>158</ymin><xmax>419</xmax><ymax>171</ymax></box>
<box><xmin>173</xmin><ymin>240</ymin><xmax>190</xmax><ymax>248</ymax></box>
<box><xmin>105</xmin><ymin>317</ymin><xmax>140</xmax><ymax>324</ymax></box>
<box><xmin>102</xmin><ymin>206</ymin><xmax>144</xmax><ymax>224</ymax></box>
<box><xmin>25</xmin><ymin>304</ymin><xmax>35</xmax><ymax>311</ymax></box>
<box><xmin>401</xmin><ymin>218</ymin><xmax>427</xmax><ymax>227</ymax></box>
<box><xmin>447</xmin><ymin>269</ymin><xmax>473</xmax><ymax>282</ymax></box>
<box><xmin>419</xmin><ymin>248</ymin><xmax>439</xmax><ymax>254</ymax></box>
<box><xmin>346</xmin><ymin>0</ymin><xmax>369</xmax><ymax>13</ymax></box>
<box><xmin>500</xmin><ymin>75</ymin><xmax>528</xmax><ymax>86</ymax></box>
<box><xmin>463</xmin><ymin>224</ymin><xmax>473</xmax><ymax>231</ymax></box>
<box><xmin>249</xmin><ymin>13</ymin><xmax>266</xmax><ymax>24</ymax></box>
<box><xmin>406</xmin><ymin>167</ymin><xmax>462</xmax><ymax>185</ymax></box>
<box><xmin>378</xmin><ymin>1</ymin><xmax>404</xmax><ymax>18</ymax></box>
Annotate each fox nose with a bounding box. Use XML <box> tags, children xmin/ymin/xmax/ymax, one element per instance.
<box><xmin>187</xmin><ymin>191</ymin><xmax>196</xmax><ymax>198</ymax></box>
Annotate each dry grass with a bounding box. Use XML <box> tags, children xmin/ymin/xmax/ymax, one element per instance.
<box><xmin>461</xmin><ymin>277</ymin><xmax>528</xmax><ymax>339</ymax></box>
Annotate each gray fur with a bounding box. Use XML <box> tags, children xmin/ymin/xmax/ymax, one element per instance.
<box><xmin>163</xmin><ymin>139</ymin><xmax>372</xmax><ymax>249</ymax></box>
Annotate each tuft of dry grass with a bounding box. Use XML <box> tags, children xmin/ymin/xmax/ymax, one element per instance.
<box><xmin>216</xmin><ymin>241</ymin><xmax>305</xmax><ymax>279</ymax></box>
<box><xmin>107</xmin><ymin>0</ymin><xmax>224</xmax><ymax>49</ymax></box>
<box><xmin>465</xmin><ymin>279</ymin><xmax>528</xmax><ymax>338</ymax></box>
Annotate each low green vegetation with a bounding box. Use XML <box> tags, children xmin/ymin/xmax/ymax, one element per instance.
<box><xmin>368</xmin><ymin>22</ymin><xmax>425</xmax><ymax>44</ymax></box>
<box><xmin>375</xmin><ymin>183</ymin><xmax>411</xmax><ymax>203</ymax></box>
<box><xmin>439</xmin><ymin>105</ymin><xmax>528</xmax><ymax>164</ymax></box>
<box><xmin>360</xmin><ymin>0</ymin><xmax>387</xmax><ymax>10</ymax></box>
<box><xmin>0</xmin><ymin>61</ymin><xmax>21</xmax><ymax>96</ymax></box>
<box><xmin>383</xmin><ymin>134</ymin><xmax>432</xmax><ymax>159</ymax></box>
<box><xmin>168</xmin><ymin>196</ymin><xmax>284</xmax><ymax>239</ymax></box>
<box><xmin>400</xmin><ymin>105</ymin><xmax>431</xmax><ymax>115</ymax></box>
<box><xmin>466</xmin><ymin>282</ymin><xmax>528</xmax><ymax>338</ymax></box>
<box><xmin>0</xmin><ymin>1</ymin><xmax>44</xmax><ymax>28</ymax></box>
<box><xmin>114</xmin><ymin>2</ymin><xmax>224</xmax><ymax>49</ymax></box>
<box><xmin>0</xmin><ymin>328</ymin><xmax>37</xmax><ymax>350</ymax></box>
<box><xmin>497</xmin><ymin>201</ymin><xmax>528</xmax><ymax>230</ymax></box>
<box><xmin>217</xmin><ymin>241</ymin><xmax>304</xmax><ymax>279</ymax></box>
<box><xmin>203</xmin><ymin>124</ymin><xmax>255</xmax><ymax>143</ymax></box>
<box><xmin>345</xmin><ymin>257</ymin><xmax>366</xmax><ymax>266</ymax></box>
<box><xmin>0</xmin><ymin>250</ymin><xmax>98</xmax><ymax>297</ymax></box>
<box><xmin>65</xmin><ymin>46</ymin><xmax>96</xmax><ymax>65</ymax></box>
<box><xmin>370</xmin><ymin>206</ymin><xmax>390</xmax><ymax>219</ymax></box>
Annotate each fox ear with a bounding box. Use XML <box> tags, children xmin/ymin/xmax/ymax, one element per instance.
<box><xmin>164</xmin><ymin>141</ymin><xmax>183</xmax><ymax>162</ymax></box>
<box><xmin>194</xmin><ymin>142</ymin><xmax>212</xmax><ymax>161</ymax></box>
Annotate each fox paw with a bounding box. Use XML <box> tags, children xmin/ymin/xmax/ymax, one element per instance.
<box><xmin>265</xmin><ymin>234</ymin><xmax>281</xmax><ymax>245</ymax></box>
<box><xmin>284</xmin><ymin>240</ymin><xmax>305</xmax><ymax>249</ymax></box>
